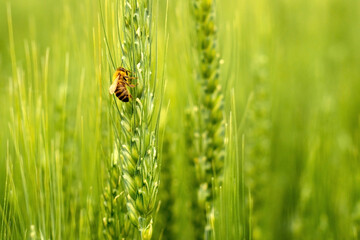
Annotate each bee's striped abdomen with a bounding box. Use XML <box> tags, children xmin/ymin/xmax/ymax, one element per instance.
<box><xmin>115</xmin><ymin>85</ymin><xmax>130</xmax><ymax>102</ymax></box>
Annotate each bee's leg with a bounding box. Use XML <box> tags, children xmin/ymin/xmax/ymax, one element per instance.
<box><xmin>124</xmin><ymin>80</ymin><xmax>137</xmax><ymax>88</ymax></box>
<box><xmin>130</xmin><ymin>78</ymin><xmax>138</xmax><ymax>87</ymax></box>
<box><xmin>124</xmin><ymin>76</ymin><xmax>136</xmax><ymax>82</ymax></box>
<box><xmin>127</xmin><ymin>77</ymin><xmax>137</xmax><ymax>82</ymax></box>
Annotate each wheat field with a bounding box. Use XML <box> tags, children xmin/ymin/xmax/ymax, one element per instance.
<box><xmin>1</xmin><ymin>0</ymin><xmax>360</xmax><ymax>239</ymax></box>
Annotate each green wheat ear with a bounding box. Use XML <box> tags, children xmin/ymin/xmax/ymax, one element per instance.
<box><xmin>187</xmin><ymin>0</ymin><xmax>225</xmax><ymax>238</ymax></box>
<box><xmin>105</xmin><ymin>0</ymin><xmax>161</xmax><ymax>239</ymax></box>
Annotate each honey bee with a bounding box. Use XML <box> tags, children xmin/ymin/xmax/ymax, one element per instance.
<box><xmin>109</xmin><ymin>67</ymin><xmax>136</xmax><ymax>102</ymax></box>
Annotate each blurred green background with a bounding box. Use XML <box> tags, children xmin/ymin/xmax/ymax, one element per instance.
<box><xmin>1</xmin><ymin>0</ymin><xmax>360</xmax><ymax>239</ymax></box>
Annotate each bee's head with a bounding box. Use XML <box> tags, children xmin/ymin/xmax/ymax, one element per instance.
<box><xmin>116</xmin><ymin>67</ymin><xmax>131</xmax><ymax>76</ymax></box>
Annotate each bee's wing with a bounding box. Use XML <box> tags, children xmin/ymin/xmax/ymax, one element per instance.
<box><xmin>109</xmin><ymin>76</ymin><xmax>119</xmax><ymax>94</ymax></box>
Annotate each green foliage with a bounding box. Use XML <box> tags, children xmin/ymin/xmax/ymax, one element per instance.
<box><xmin>1</xmin><ymin>0</ymin><xmax>360</xmax><ymax>240</ymax></box>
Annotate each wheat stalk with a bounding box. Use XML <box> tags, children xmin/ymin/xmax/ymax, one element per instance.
<box><xmin>245</xmin><ymin>55</ymin><xmax>271</xmax><ymax>239</ymax></box>
<box><xmin>154</xmin><ymin>130</ymin><xmax>175</xmax><ymax>239</ymax></box>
